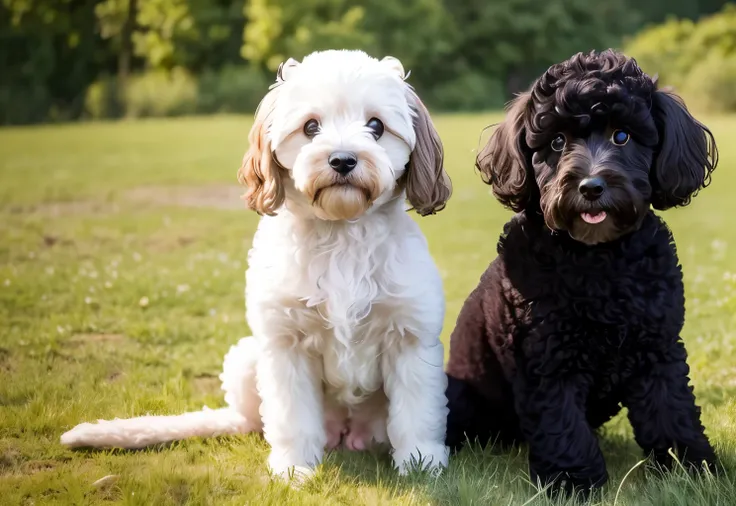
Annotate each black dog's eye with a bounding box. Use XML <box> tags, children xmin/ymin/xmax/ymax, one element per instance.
<box><xmin>304</xmin><ymin>119</ymin><xmax>320</xmax><ymax>138</ymax></box>
<box><xmin>551</xmin><ymin>134</ymin><xmax>566</xmax><ymax>152</ymax></box>
<box><xmin>366</xmin><ymin>117</ymin><xmax>384</xmax><ymax>140</ymax></box>
<box><xmin>611</xmin><ymin>129</ymin><xmax>630</xmax><ymax>146</ymax></box>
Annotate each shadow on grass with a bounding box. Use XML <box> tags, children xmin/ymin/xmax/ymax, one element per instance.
<box><xmin>57</xmin><ymin>421</ymin><xmax>736</xmax><ymax>505</ymax></box>
<box><xmin>320</xmin><ymin>440</ymin><xmax>535</xmax><ymax>505</ymax></box>
<box><xmin>318</xmin><ymin>431</ymin><xmax>736</xmax><ymax>506</ymax></box>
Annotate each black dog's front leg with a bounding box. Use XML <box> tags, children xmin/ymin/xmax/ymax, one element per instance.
<box><xmin>624</xmin><ymin>341</ymin><xmax>716</xmax><ymax>471</ymax></box>
<box><xmin>515</xmin><ymin>376</ymin><xmax>608</xmax><ymax>495</ymax></box>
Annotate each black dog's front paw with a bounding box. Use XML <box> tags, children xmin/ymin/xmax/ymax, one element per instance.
<box><xmin>532</xmin><ymin>466</ymin><xmax>608</xmax><ymax>500</ymax></box>
<box><xmin>648</xmin><ymin>445</ymin><xmax>719</xmax><ymax>476</ymax></box>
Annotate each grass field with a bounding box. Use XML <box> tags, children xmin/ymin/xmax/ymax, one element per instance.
<box><xmin>1</xmin><ymin>113</ymin><xmax>736</xmax><ymax>505</ymax></box>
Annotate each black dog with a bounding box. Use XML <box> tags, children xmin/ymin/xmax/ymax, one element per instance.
<box><xmin>445</xmin><ymin>50</ymin><xmax>718</xmax><ymax>494</ymax></box>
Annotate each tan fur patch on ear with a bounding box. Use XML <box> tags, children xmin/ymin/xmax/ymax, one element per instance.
<box><xmin>405</xmin><ymin>91</ymin><xmax>452</xmax><ymax>216</ymax></box>
<box><xmin>237</xmin><ymin>89</ymin><xmax>285</xmax><ymax>215</ymax></box>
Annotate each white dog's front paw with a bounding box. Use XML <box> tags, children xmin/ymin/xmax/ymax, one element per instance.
<box><xmin>267</xmin><ymin>448</ymin><xmax>320</xmax><ymax>483</ymax></box>
<box><xmin>393</xmin><ymin>441</ymin><xmax>449</xmax><ymax>476</ymax></box>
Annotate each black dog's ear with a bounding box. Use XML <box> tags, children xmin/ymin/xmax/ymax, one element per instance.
<box><xmin>477</xmin><ymin>92</ymin><xmax>533</xmax><ymax>212</ymax></box>
<box><xmin>650</xmin><ymin>90</ymin><xmax>718</xmax><ymax>210</ymax></box>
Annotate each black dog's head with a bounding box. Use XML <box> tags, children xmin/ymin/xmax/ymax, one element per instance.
<box><xmin>478</xmin><ymin>50</ymin><xmax>718</xmax><ymax>245</ymax></box>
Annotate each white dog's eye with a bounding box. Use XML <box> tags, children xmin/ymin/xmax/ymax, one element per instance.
<box><xmin>611</xmin><ymin>129</ymin><xmax>630</xmax><ymax>146</ymax></box>
<box><xmin>551</xmin><ymin>134</ymin><xmax>566</xmax><ymax>152</ymax></box>
<box><xmin>304</xmin><ymin>119</ymin><xmax>320</xmax><ymax>138</ymax></box>
<box><xmin>366</xmin><ymin>117</ymin><xmax>384</xmax><ymax>140</ymax></box>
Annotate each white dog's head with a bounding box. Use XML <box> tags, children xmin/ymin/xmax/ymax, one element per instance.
<box><xmin>238</xmin><ymin>50</ymin><xmax>452</xmax><ymax>221</ymax></box>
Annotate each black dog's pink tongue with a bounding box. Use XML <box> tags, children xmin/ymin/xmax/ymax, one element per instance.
<box><xmin>581</xmin><ymin>211</ymin><xmax>607</xmax><ymax>224</ymax></box>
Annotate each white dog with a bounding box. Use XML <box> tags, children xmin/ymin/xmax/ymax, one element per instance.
<box><xmin>61</xmin><ymin>50</ymin><xmax>452</xmax><ymax>479</ymax></box>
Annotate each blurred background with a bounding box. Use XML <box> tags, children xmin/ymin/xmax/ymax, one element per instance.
<box><xmin>1</xmin><ymin>0</ymin><xmax>734</xmax><ymax>125</ymax></box>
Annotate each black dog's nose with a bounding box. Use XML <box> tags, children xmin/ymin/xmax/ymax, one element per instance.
<box><xmin>579</xmin><ymin>177</ymin><xmax>606</xmax><ymax>201</ymax></box>
<box><xmin>328</xmin><ymin>151</ymin><xmax>358</xmax><ymax>175</ymax></box>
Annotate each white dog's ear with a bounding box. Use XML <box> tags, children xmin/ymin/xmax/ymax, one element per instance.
<box><xmin>380</xmin><ymin>56</ymin><xmax>407</xmax><ymax>80</ymax></box>
<box><xmin>405</xmin><ymin>91</ymin><xmax>452</xmax><ymax>216</ymax></box>
<box><xmin>237</xmin><ymin>88</ymin><xmax>285</xmax><ymax>215</ymax></box>
<box><xmin>276</xmin><ymin>57</ymin><xmax>300</xmax><ymax>83</ymax></box>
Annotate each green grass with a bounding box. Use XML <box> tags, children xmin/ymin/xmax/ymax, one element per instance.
<box><xmin>1</xmin><ymin>113</ymin><xmax>735</xmax><ymax>505</ymax></box>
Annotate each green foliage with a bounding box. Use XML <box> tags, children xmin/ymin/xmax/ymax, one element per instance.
<box><xmin>2</xmin><ymin>0</ymin><xmax>736</xmax><ymax>124</ymax></box>
<box><xmin>633</xmin><ymin>0</ymin><xmax>729</xmax><ymax>27</ymax></box>
<box><xmin>622</xmin><ymin>18</ymin><xmax>696</xmax><ymax>86</ymax></box>
<box><xmin>197</xmin><ymin>64</ymin><xmax>269</xmax><ymax>114</ymax></box>
<box><xmin>182</xmin><ymin>0</ymin><xmax>247</xmax><ymax>71</ymax></box>
<box><xmin>239</xmin><ymin>0</ymin><xmax>640</xmax><ymax>105</ymax></box>
<box><xmin>426</xmin><ymin>72</ymin><xmax>506</xmax><ymax>112</ymax></box>
<box><xmin>683</xmin><ymin>54</ymin><xmax>736</xmax><ymax>113</ymax></box>
<box><xmin>242</xmin><ymin>0</ymin><xmax>378</xmax><ymax>71</ymax></box>
<box><xmin>624</xmin><ymin>5</ymin><xmax>736</xmax><ymax>111</ymax></box>
<box><xmin>94</xmin><ymin>0</ymin><xmax>129</xmax><ymax>40</ymax></box>
<box><xmin>0</xmin><ymin>0</ymin><xmax>247</xmax><ymax>124</ymax></box>
<box><xmin>442</xmin><ymin>0</ymin><xmax>640</xmax><ymax>94</ymax></box>
<box><xmin>0</xmin><ymin>0</ymin><xmax>106</xmax><ymax>124</ymax></box>
<box><xmin>123</xmin><ymin>68</ymin><xmax>199</xmax><ymax>117</ymax></box>
<box><xmin>84</xmin><ymin>65</ymin><xmax>270</xmax><ymax>119</ymax></box>
<box><xmin>96</xmin><ymin>0</ymin><xmax>199</xmax><ymax>69</ymax></box>
<box><xmin>133</xmin><ymin>0</ymin><xmax>198</xmax><ymax>68</ymax></box>
<box><xmin>355</xmin><ymin>0</ymin><xmax>454</xmax><ymax>85</ymax></box>
<box><xmin>84</xmin><ymin>76</ymin><xmax>122</xmax><ymax>119</ymax></box>
<box><xmin>677</xmin><ymin>4</ymin><xmax>736</xmax><ymax>80</ymax></box>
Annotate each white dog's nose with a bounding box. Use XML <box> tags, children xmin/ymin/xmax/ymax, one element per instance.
<box><xmin>328</xmin><ymin>151</ymin><xmax>358</xmax><ymax>175</ymax></box>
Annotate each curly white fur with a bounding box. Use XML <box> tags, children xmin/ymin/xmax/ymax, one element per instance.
<box><xmin>60</xmin><ymin>50</ymin><xmax>451</xmax><ymax>479</ymax></box>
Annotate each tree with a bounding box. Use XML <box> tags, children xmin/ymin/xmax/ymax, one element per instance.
<box><xmin>633</xmin><ymin>0</ymin><xmax>731</xmax><ymax>28</ymax></box>
<box><xmin>119</xmin><ymin>0</ymin><xmax>136</xmax><ymax>89</ymax></box>
<box><xmin>240</xmin><ymin>0</ymin><xmax>450</xmax><ymax>76</ymax></box>
<box><xmin>1</xmin><ymin>0</ymin><xmax>732</xmax><ymax>123</ymax></box>
<box><xmin>442</xmin><ymin>0</ymin><xmax>641</xmax><ymax>96</ymax></box>
<box><xmin>242</xmin><ymin>0</ymin><xmax>374</xmax><ymax>71</ymax></box>
<box><xmin>95</xmin><ymin>0</ymin><xmax>197</xmax><ymax>70</ymax></box>
<box><xmin>0</xmin><ymin>0</ymin><xmax>111</xmax><ymax>124</ymax></box>
<box><xmin>624</xmin><ymin>4</ymin><xmax>736</xmax><ymax>87</ymax></box>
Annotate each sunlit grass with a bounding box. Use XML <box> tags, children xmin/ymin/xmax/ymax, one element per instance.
<box><xmin>1</xmin><ymin>114</ymin><xmax>735</xmax><ymax>504</ymax></box>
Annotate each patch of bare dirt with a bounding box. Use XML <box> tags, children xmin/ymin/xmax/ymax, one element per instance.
<box><xmin>5</xmin><ymin>185</ymin><xmax>246</xmax><ymax>217</ymax></box>
<box><xmin>8</xmin><ymin>201</ymin><xmax>119</xmax><ymax>217</ymax></box>
<box><xmin>67</xmin><ymin>334</ymin><xmax>127</xmax><ymax>345</ymax></box>
<box><xmin>125</xmin><ymin>185</ymin><xmax>246</xmax><ymax>210</ymax></box>
<box><xmin>22</xmin><ymin>460</ymin><xmax>58</xmax><ymax>475</ymax></box>
<box><xmin>0</xmin><ymin>448</ymin><xmax>22</xmax><ymax>474</ymax></box>
<box><xmin>107</xmin><ymin>370</ymin><xmax>124</xmax><ymax>382</ymax></box>
<box><xmin>145</xmin><ymin>234</ymin><xmax>200</xmax><ymax>253</ymax></box>
<box><xmin>0</xmin><ymin>347</ymin><xmax>11</xmax><ymax>372</ymax></box>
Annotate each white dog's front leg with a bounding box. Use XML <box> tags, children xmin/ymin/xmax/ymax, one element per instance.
<box><xmin>383</xmin><ymin>338</ymin><xmax>449</xmax><ymax>475</ymax></box>
<box><xmin>257</xmin><ymin>338</ymin><xmax>326</xmax><ymax>479</ymax></box>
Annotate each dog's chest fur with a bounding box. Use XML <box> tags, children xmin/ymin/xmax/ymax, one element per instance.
<box><xmin>497</xmin><ymin>211</ymin><xmax>686</xmax><ymax>384</ymax></box>
<box><xmin>246</xmin><ymin>204</ymin><xmax>440</xmax><ymax>407</ymax></box>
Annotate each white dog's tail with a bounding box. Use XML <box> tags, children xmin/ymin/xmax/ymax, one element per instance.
<box><xmin>60</xmin><ymin>407</ymin><xmax>252</xmax><ymax>449</ymax></box>
<box><xmin>60</xmin><ymin>337</ymin><xmax>263</xmax><ymax>449</ymax></box>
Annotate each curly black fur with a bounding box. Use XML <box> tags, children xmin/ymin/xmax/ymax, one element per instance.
<box><xmin>446</xmin><ymin>50</ymin><xmax>718</xmax><ymax>495</ymax></box>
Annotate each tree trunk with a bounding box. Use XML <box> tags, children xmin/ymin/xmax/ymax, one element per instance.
<box><xmin>117</xmin><ymin>0</ymin><xmax>137</xmax><ymax>115</ymax></box>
